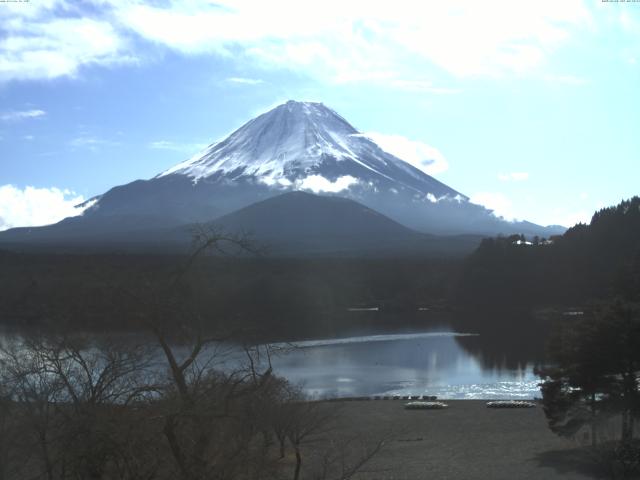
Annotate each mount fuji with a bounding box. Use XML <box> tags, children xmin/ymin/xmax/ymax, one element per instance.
<box><xmin>0</xmin><ymin>100</ymin><xmax>564</xmax><ymax>253</ymax></box>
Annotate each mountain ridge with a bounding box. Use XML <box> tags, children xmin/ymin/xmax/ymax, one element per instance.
<box><xmin>0</xmin><ymin>100</ymin><xmax>565</xmax><ymax>253</ymax></box>
<box><xmin>0</xmin><ymin>191</ymin><xmax>484</xmax><ymax>257</ymax></box>
<box><xmin>155</xmin><ymin>100</ymin><xmax>464</xmax><ymax>203</ymax></box>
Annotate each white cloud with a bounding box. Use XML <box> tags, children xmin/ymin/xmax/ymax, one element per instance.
<box><xmin>469</xmin><ymin>191</ymin><xmax>597</xmax><ymax>227</ymax></box>
<box><xmin>114</xmin><ymin>0</ymin><xmax>592</xmax><ymax>79</ymax></box>
<box><xmin>260</xmin><ymin>176</ymin><xmax>292</xmax><ymax>188</ymax></box>
<box><xmin>363</xmin><ymin>132</ymin><xmax>449</xmax><ymax>175</ymax></box>
<box><xmin>470</xmin><ymin>191</ymin><xmax>515</xmax><ymax>220</ymax></box>
<box><xmin>226</xmin><ymin>77</ymin><xmax>264</xmax><ymax>85</ymax></box>
<box><xmin>498</xmin><ymin>172</ymin><xmax>529</xmax><ymax>181</ymax></box>
<box><xmin>298</xmin><ymin>175</ymin><xmax>358</xmax><ymax>193</ymax></box>
<box><xmin>0</xmin><ymin>184</ymin><xmax>87</xmax><ymax>231</ymax></box>
<box><xmin>554</xmin><ymin>210</ymin><xmax>591</xmax><ymax>227</ymax></box>
<box><xmin>0</xmin><ymin>5</ymin><xmax>134</xmax><ymax>82</ymax></box>
<box><xmin>69</xmin><ymin>136</ymin><xmax>120</xmax><ymax>151</ymax></box>
<box><xmin>149</xmin><ymin>140</ymin><xmax>207</xmax><ymax>152</ymax></box>
<box><xmin>1</xmin><ymin>0</ymin><xmax>595</xmax><ymax>83</ymax></box>
<box><xmin>0</xmin><ymin>109</ymin><xmax>46</xmax><ymax>121</ymax></box>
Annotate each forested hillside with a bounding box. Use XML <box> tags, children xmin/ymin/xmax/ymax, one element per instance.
<box><xmin>457</xmin><ymin>196</ymin><xmax>640</xmax><ymax>310</ymax></box>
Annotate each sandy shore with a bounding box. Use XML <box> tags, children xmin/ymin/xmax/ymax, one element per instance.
<box><xmin>321</xmin><ymin>400</ymin><xmax>601</xmax><ymax>480</ymax></box>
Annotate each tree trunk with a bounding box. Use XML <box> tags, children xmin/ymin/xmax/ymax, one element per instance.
<box><xmin>39</xmin><ymin>430</ymin><xmax>55</xmax><ymax>480</ymax></box>
<box><xmin>293</xmin><ymin>445</ymin><xmax>302</xmax><ymax>480</ymax></box>
<box><xmin>622</xmin><ymin>409</ymin><xmax>633</xmax><ymax>443</ymax></box>
<box><xmin>590</xmin><ymin>392</ymin><xmax>597</xmax><ymax>447</ymax></box>
<box><xmin>163</xmin><ymin>415</ymin><xmax>191</xmax><ymax>480</ymax></box>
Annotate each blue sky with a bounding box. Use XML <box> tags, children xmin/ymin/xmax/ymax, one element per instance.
<box><xmin>0</xmin><ymin>0</ymin><xmax>639</xmax><ymax>231</ymax></box>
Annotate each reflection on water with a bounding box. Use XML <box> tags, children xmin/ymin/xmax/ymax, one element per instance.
<box><xmin>0</xmin><ymin>328</ymin><xmax>542</xmax><ymax>401</ymax></box>
<box><xmin>268</xmin><ymin>332</ymin><xmax>540</xmax><ymax>400</ymax></box>
<box><xmin>270</xmin><ymin>331</ymin><xmax>478</xmax><ymax>349</ymax></box>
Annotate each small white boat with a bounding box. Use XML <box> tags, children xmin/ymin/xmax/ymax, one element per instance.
<box><xmin>486</xmin><ymin>400</ymin><xmax>536</xmax><ymax>408</ymax></box>
<box><xmin>404</xmin><ymin>401</ymin><xmax>448</xmax><ymax>410</ymax></box>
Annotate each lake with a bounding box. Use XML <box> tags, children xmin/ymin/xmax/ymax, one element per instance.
<box><xmin>0</xmin><ymin>327</ymin><xmax>543</xmax><ymax>401</ymax></box>
<box><xmin>266</xmin><ymin>331</ymin><xmax>541</xmax><ymax>400</ymax></box>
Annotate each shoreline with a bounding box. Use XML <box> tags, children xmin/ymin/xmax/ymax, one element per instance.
<box><xmin>322</xmin><ymin>395</ymin><xmax>540</xmax><ymax>402</ymax></box>
<box><xmin>319</xmin><ymin>400</ymin><xmax>598</xmax><ymax>480</ymax></box>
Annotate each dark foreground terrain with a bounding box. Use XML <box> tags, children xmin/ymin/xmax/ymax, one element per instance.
<box><xmin>318</xmin><ymin>400</ymin><xmax>602</xmax><ymax>480</ymax></box>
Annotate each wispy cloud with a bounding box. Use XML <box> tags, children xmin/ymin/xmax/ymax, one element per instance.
<box><xmin>0</xmin><ymin>184</ymin><xmax>87</xmax><ymax>231</ymax></box>
<box><xmin>113</xmin><ymin>0</ymin><xmax>593</xmax><ymax>80</ymax></box>
<box><xmin>0</xmin><ymin>0</ymin><xmax>596</xmax><ymax>83</ymax></box>
<box><xmin>148</xmin><ymin>140</ymin><xmax>207</xmax><ymax>152</ymax></box>
<box><xmin>470</xmin><ymin>191</ymin><xmax>515</xmax><ymax>220</ymax></box>
<box><xmin>298</xmin><ymin>175</ymin><xmax>358</xmax><ymax>194</ymax></box>
<box><xmin>498</xmin><ymin>172</ymin><xmax>529</xmax><ymax>182</ymax></box>
<box><xmin>0</xmin><ymin>109</ymin><xmax>46</xmax><ymax>121</ymax></box>
<box><xmin>0</xmin><ymin>4</ymin><xmax>134</xmax><ymax>82</ymax></box>
<box><xmin>546</xmin><ymin>208</ymin><xmax>591</xmax><ymax>228</ymax></box>
<box><xmin>361</xmin><ymin>132</ymin><xmax>449</xmax><ymax>175</ymax></box>
<box><xmin>225</xmin><ymin>77</ymin><xmax>264</xmax><ymax>85</ymax></box>
<box><xmin>69</xmin><ymin>135</ymin><xmax>120</xmax><ymax>151</ymax></box>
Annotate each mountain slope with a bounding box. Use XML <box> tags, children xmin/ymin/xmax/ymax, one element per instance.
<box><xmin>211</xmin><ymin>191</ymin><xmax>483</xmax><ymax>255</ymax></box>
<box><xmin>76</xmin><ymin>100</ymin><xmax>562</xmax><ymax>236</ymax></box>
<box><xmin>216</xmin><ymin>191</ymin><xmax>413</xmax><ymax>239</ymax></box>
<box><xmin>159</xmin><ymin>100</ymin><xmax>462</xmax><ymax>201</ymax></box>
<box><xmin>0</xmin><ymin>100</ymin><xmax>564</xmax><ymax>252</ymax></box>
<box><xmin>0</xmin><ymin>191</ymin><xmax>484</xmax><ymax>256</ymax></box>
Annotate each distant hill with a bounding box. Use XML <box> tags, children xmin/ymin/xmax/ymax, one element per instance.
<box><xmin>0</xmin><ymin>191</ymin><xmax>484</xmax><ymax>257</ymax></box>
<box><xmin>211</xmin><ymin>191</ymin><xmax>483</xmax><ymax>256</ymax></box>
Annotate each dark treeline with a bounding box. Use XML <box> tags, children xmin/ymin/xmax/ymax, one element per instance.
<box><xmin>2</xmin><ymin>196</ymin><xmax>638</xmax><ymax>347</ymax></box>
<box><xmin>456</xmin><ymin>196</ymin><xmax>640</xmax><ymax>314</ymax></box>
<box><xmin>446</xmin><ymin>197</ymin><xmax>640</xmax><ymax>365</ymax></box>
<box><xmin>0</xmin><ymin>251</ymin><xmax>460</xmax><ymax>341</ymax></box>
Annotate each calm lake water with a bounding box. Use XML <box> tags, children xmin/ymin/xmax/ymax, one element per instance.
<box><xmin>266</xmin><ymin>331</ymin><xmax>541</xmax><ymax>400</ymax></box>
<box><xmin>0</xmin><ymin>327</ymin><xmax>542</xmax><ymax>401</ymax></box>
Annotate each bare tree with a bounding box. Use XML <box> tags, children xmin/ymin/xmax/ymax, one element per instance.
<box><xmin>0</xmin><ymin>227</ymin><xmax>388</xmax><ymax>480</ymax></box>
<box><xmin>0</xmin><ymin>333</ymin><xmax>157</xmax><ymax>480</ymax></box>
<box><xmin>310</xmin><ymin>435</ymin><xmax>387</xmax><ymax>480</ymax></box>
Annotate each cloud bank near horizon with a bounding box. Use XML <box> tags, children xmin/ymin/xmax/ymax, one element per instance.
<box><xmin>0</xmin><ymin>185</ymin><xmax>87</xmax><ymax>231</ymax></box>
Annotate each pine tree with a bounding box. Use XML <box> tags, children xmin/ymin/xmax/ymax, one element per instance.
<box><xmin>538</xmin><ymin>300</ymin><xmax>640</xmax><ymax>445</ymax></box>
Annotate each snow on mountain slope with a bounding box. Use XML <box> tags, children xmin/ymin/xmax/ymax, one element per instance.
<box><xmin>157</xmin><ymin>100</ymin><xmax>463</xmax><ymax>201</ymax></box>
<box><xmin>0</xmin><ymin>100</ymin><xmax>565</xmax><ymax>246</ymax></box>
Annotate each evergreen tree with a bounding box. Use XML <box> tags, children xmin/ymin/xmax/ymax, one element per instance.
<box><xmin>538</xmin><ymin>300</ymin><xmax>640</xmax><ymax>445</ymax></box>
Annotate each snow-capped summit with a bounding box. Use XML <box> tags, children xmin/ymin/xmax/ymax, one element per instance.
<box><xmin>157</xmin><ymin>100</ymin><xmax>461</xmax><ymax>201</ymax></box>
<box><xmin>0</xmin><ymin>100</ymin><xmax>566</xmax><ymax>250</ymax></box>
<box><xmin>160</xmin><ymin>101</ymin><xmax>356</xmax><ymax>181</ymax></box>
